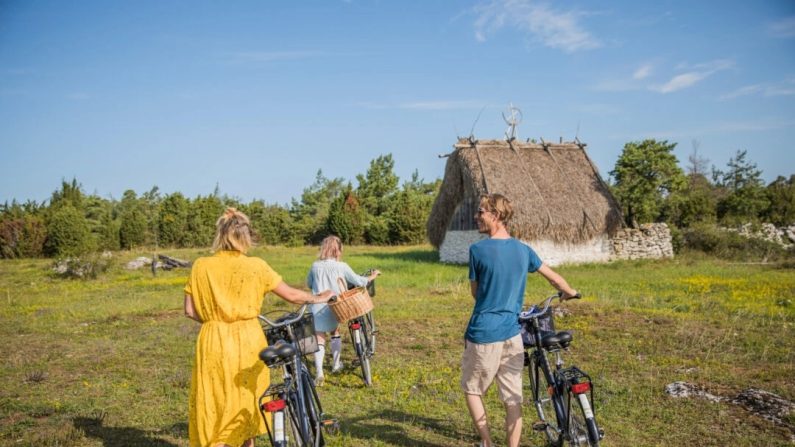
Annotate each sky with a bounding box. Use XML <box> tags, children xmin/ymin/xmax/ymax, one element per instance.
<box><xmin>1</xmin><ymin>0</ymin><xmax>794</xmax><ymax>206</ymax></box>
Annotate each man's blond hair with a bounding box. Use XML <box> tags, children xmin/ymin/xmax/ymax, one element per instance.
<box><xmin>212</xmin><ymin>207</ymin><xmax>252</xmax><ymax>253</ymax></box>
<box><xmin>479</xmin><ymin>193</ymin><xmax>514</xmax><ymax>223</ymax></box>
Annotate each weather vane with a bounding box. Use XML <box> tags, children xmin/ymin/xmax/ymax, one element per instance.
<box><xmin>502</xmin><ymin>103</ymin><xmax>522</xmax><ymax>141</ymax></box>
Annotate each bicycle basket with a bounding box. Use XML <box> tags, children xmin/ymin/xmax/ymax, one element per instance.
<box><xmin>264</xmin><ymin>312</ymin><xmax>319</xmax><ymax>356</ymax></box>
<box><xmin>329</xmin><ymin>277</ymin><xmax>374</xmax><ymax>323</ymax></box>
<box><xmin>520</xmin><ymin>306</ymin><xmax>556</xmax><ymax>347</ymax></box>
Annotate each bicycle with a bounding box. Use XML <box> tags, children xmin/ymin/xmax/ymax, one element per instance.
<box><xmin>344</xmin><ymin>270</ymin><xmax>378</xmax><ymax>387</ymax></box>
<box><xmin>519</xmin><ymin>293</ymin><xmax>604</xmax><ymax>447</ymax></box>
<box><xmin>258</xmin><ymin>304</ymin><xmax>339</xmax><ymax>447</ymax></box>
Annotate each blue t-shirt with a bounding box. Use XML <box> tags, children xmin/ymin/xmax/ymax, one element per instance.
<box><xmin>466</xmin><ymin>238</ymin><xmax>543</xmax><ymax>344</ymax></box>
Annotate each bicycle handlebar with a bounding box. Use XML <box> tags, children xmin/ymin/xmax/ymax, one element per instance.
<box><xmin>258</xmin><ymin>304</ymin><xmax>310</xmax><ymax>327</ymax></box>
<box><xmin>519</xmin><ymin>292</ymin><xmax>582</xmax><ymax>321</ymax></box>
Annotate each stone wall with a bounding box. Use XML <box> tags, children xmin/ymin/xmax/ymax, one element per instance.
<box><xmin>438</xmin><ymin>223</ymin><xmax>674</xmax><ymax>265</ymax></box>
<box><xmin>610</xmin><ymin>223</ymin><xmax>674</xmax><ymax>260</ymax></box>
<box><xmin>438</xmin><ymin>231</ymin><xmax>613</xmax><ymax>266</ymax></box>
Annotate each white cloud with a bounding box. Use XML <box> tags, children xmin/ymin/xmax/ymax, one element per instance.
<box><xmin>633</xmin><ymin>63</ymin><xmax>653</xmax><ymax>80</ymax></box>
<box><xmin>473</xmin><ymin>0</ymin><xmax>601</xmax><ymax>53</ymax></box>
<box><xmin>720</xmin><ymin>78</ymin><xmax>795</xmax><ymax>100</ymax></box>
<box><xmin>651</xmin><ymin>59</ymin><xmax>734</xmax><ymax>94</ymax></box>
<box><xmin>768</xmin><ymin>16</ymin><xmax>795</xmax><ymax>38</ymax></box>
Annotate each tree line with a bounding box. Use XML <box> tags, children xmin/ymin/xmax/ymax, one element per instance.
<box><xmin>1</xmin><ymin>142</ymin><xmax>793</xmax><ymax>260</ymax></box>
<box><xmin>609</xmin><ymin>140</ymin><xmax>794</xmax><ymax>229</ymax></box>
<box><xmin>0</xmin><ymin>154</ymin><xmax>440</xmax><ymax>259</ymax></box>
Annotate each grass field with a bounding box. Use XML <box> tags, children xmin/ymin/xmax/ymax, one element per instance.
<box><xmin>1</xmin><ymin>245</ymin><xmax>793</xmax><ymax>446</ymax></box>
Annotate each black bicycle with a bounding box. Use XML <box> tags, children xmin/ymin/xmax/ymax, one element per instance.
<box><xmin>520</xmin><ymin>293</ymin><xmax>604</xmax><ymax>447</ymax></box>
<box><xmin>346</xmin><ymin>270</ymin><xmax>378</xmax><ymax>387</ymax></box>
<box><xmin>258</xmin><ymin>305</ymin><xmax>338</xmax><ymax>447</ymax></box>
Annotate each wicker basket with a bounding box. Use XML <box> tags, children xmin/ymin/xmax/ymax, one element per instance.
<box><xmin>329</xmin><ymin>277</ymin><xmax>374</xmax><ymax>323</ymax></box>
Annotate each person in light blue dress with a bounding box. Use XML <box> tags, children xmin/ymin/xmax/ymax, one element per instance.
<box><xmin>307</xmin><ymin>235</ymin><xmax>380</xmax><ymax>385</ymax></box>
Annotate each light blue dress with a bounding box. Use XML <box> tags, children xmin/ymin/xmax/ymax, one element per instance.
<box><xmin>306</xmin><ymin>259</ymin><xmax>369</xmax><ymax>332</ymax></box>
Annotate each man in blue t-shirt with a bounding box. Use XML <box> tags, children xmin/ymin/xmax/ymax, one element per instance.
<box><xmin>462</xmin><ymin>193</ymin><xmax>578</xmax><ymax>447</ymax></box>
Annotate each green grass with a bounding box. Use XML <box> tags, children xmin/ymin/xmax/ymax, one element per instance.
<box><xmin>1</xmin><ymin>246</ymin><xmax>793</xmax><ymax>446</ymax></box>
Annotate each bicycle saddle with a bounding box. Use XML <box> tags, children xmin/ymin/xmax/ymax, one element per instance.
<box><xmin>541</xmin><ymin>330</ymin><xmax>573</xmax><ymax>350</ymax></box>
<box><xmin>259</xmin><ymin>340</ymin><xmax>297</xmax><ymax>367</ymax></box>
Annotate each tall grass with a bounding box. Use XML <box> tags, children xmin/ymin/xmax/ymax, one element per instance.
<box><xmin>0</xmin><ymin>246</ymin><xmax>793</xmax><ymax>446</ymax></box>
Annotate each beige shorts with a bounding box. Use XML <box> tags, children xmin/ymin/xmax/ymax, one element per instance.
<box><xmin>460</xmin><ymin>334</ymin><xmax>524</xmax><ymax>406</ymax></box>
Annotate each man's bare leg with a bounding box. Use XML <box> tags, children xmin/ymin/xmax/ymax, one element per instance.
<box><xmin>466</xmin><ymin>393</ymin><xmax>493</xmax><ymax>446</ymax></box>
<box><xmin>505</xmin><ymin>403</ymin><xmax>522</xmax><ymax>447</ymax></box>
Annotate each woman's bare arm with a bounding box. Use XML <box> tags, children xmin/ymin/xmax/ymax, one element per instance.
<box><xmin>272</xmin><ymin>281</ymin><xmax>333</xmax><ymax>304</ymax></box>
<box><xmin>184</xmin><ymin>294</ymin><xmax>201</xmax><ymax>322</ymax></box>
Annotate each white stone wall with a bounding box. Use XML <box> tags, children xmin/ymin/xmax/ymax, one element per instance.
<box><xmin>438</xmin><ymin>223</ymin><xmax>674</xmax><ymax>265</ymax></box>
<box><xmin>610</xmin><ymin>223</ymin><xmax>674</xmax><ymax>260</ymax></box>
<box><xmin>438</xmin><ymin>230</ymin><xmax>612</xmax><ymax>266</ymax></box>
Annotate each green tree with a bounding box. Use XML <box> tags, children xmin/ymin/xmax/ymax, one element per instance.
<box><xmin>356</xmin><ymin>154</ymin><xmax>399</xmax><ymax>216</ymax></box>
<box><xmin>290</xmin><ymin>170</ymin><xmax>346</xmax><ymax>244</ymax></box>
<box><xmin>49</xmin><ymin>178</ymin><xmax>85</xmax><ymax>211</ymax></box>
<box><xmin>45</xmin><ymin>205</ymin><xmax>93</xmax><ymax>257</ymax></box>
<box><xmin>387</xmin><ymin>171</ymin><xmax>440</xmax><ymax>244</ymax></box>
<box><xmin>610</xmin><ymin>139</ymin><xmax>686</xmax><ymax>227</ymax></box>
<box><xmin>245</xmin><ymin>201</ymin><xmax>297</xmax><ymax>245</ymax></box>
<box><xmin>118</xmin><ymin>190</ymin><xmax>147</xmax><ymax>249</ymax></box>
<box><xmin>159</xmin><ymin>192</ymin><xmax>189</xmax><ymax>247</ymax></box>
<box><xmin>186</xmin><ymin>194</ymin><xmax>224</xmax><ymax>247</ymax></box>
<box><xmin>712</xmin><ymin>150</ymin><xmax>769</xmax><ymax>224</ymax></box>
<box><xmin>326</xmin><ymin>186</ymin><xmax>365</xmax><ymax>244</ymax></box>
<box><xmin>763</xmin><ymin>175</ymin><xmax>795</xmax><ymax>226</ymax></box>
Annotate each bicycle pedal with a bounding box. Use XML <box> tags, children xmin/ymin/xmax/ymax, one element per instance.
<box><xmin>599</xmin><ymin>428</ymin><xmax>605</xmax><ymax>439</ymax></box>
<box><xmin>531</xmin><ymin>421</ymin><xmax>548</xmax><ymax>432</ymax></box>
<box><xmin>321</xmin><ymin>419</ymin><xmax>337</xmax><ymax>426</ymax></box>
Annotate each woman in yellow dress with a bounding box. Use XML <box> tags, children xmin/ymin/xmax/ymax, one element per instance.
<box><xmin>183</xmin><ymin>208</ymin><xmax>333</xmax><ymax>447</ymax></box>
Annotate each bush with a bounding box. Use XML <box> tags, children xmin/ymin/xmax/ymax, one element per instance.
<box><xmin>0</xmin><ymin>215</ymin><xmax>46</xmax><ymax>258</ymax></box>
<box><xmin>45</xmin><ymin>206</ymin><xmax>93</xmax><ymax>257</ymax></box>
<box><xmin>683</xmin><ymin>223</ymin><xmax>792</xmax><ymax>262</ymax></box>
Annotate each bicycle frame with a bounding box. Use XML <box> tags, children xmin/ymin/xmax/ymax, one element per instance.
<box><xmin>521</xmin><ymin>293</ymin><xmax>603</xmax><ymax>447</ymax></box>
<box><xmin>347</xmin><ymin>311</ymin><xmax>374</xmax><ymax>386</ymax></box>
<box><xmin>258</xmin><ymin>306</ymin><xmax>328</xmax><ymax>447</ymax></box>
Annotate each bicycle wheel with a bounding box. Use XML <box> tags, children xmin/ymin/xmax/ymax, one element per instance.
<box><xmin>365</xmin><ymin>311</ymin><xmax>376</xmax><ymax>355</ymax></box>
<box><xmin>565</xmin><ymin>390</ymin><xmax>598</xmax><ymax>447</ymax></box>
<box><xmin>351</xmin><ymin>324</ymin><xmax>372</xmax><ymax>387</ymax></box>
<box><xmin>282</xmin><ymin>406</ymin><xmax>301</xmax><ymax>447</ymax></box>
<box><xmin>529</xmin><ymin>352</ymin><xmax>562</xmax><ymax>446</ymax></box>
<box><xmin>300</xmin><ymin>367</ymin><xmax>326</xmax><ymax>446</ymax></box>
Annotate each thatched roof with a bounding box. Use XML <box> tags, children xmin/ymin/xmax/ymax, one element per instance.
<box><xmin>427</xmin><ymin>138</ymin><xmax>623</xmax><ymax>248</ymax></box>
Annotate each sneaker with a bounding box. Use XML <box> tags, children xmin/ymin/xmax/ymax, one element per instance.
<box><xmin>314</xmin><ymin>375</ymin><xmax>325</xmax><ymax>387</ymax></box>
<box><xmin>331</xmin><ymin>362</ymin><xmax>344</xmax><ymax>373</ymax></box>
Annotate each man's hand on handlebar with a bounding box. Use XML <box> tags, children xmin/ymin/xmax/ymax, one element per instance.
<box><xmin>558</xmin><ymin>290</ymin><xmax>582</xmax><ymax>301</ymax></box>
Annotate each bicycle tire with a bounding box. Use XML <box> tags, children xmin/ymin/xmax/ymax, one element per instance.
<box><xmin>529</xmin><ymin>352</ymin><xmax>562</xmax><ymax>447</ymax></box>
<box><xmin>301</xmin><ymin>367</ymin><xmax>326</xmax><ymax>447</ymax></box>
<box><xmin>565</xmin><ymin>390</ymin><xmax>597</xmax><ymax>447</ymax></box>
<box><xmin>365</xmin><ymin>311</ymin><xmax>376</xmax><ymax>355</ymax></box>
<box><xmin>269</xmin><ymin>405</ymin><xmax>301</xmax><ymax>447</ymax></box>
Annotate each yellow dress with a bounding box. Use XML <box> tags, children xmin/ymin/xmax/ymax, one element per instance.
<box><xmin>184</xmin><ymin>250</ymin><xmax>282</xmax><ymax>447</ymax></box>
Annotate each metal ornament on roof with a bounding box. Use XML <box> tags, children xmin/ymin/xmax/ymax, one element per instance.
<box><xmin>502</xmin><ymin>104</ymin><xmax>522</xmax><ymax>141</ymax></box>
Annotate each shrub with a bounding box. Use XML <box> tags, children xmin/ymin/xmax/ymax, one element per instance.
<box><xmin>683</xmin><ymin>223</ymin><xmax>792</xmax><ymax>262</ymax></box>
<box><xmin>45</xmin><ymin>205</ymin><xmax>93</xmax><ymax>257</ymax></box>
<box><xmin>0</xmin><ymin>215</ymin><xmax>47</xmax><ymax>258</ymax></box>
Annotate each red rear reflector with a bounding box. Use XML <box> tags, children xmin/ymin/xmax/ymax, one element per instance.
<box><xmin>350</xmin><ymin>322</ymin><xmax>361</xmax><ymax>330</ymax></box>
<box><xmin>262</xmin><ymin>399</ymin><xmax>286</xmax><ymax>412</ymax></box>
<box><xmin>571</xmin><ymin>382</ymin><xmax>591</xmax><ymax>394</ymax></box>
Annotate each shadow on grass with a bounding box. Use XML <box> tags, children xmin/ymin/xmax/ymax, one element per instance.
<box><xmin>358</xmin><ymin>249</ymin><xmax>439</xmax><ymax>264</ymax></box>
<box><xmin>339</xmin><ymin>408</ymin><xmax>473</xmax><ymax>446</ymax></box>
<box><xmin>73</xmin><ymin>417</ymin><xmax>179</xmax><ymax>447</ymax></box>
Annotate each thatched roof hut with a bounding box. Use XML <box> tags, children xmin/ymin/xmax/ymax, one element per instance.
<box><xmin>427</xmin><ymin>138</ymin><xmax>624</xmax><ymax>264</ymax></box>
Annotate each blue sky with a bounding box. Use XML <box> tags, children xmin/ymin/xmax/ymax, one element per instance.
<box><xmin>1</xmin><ymin>0</ymin><xmax>794</xmax><ymax>205</ymax></box>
